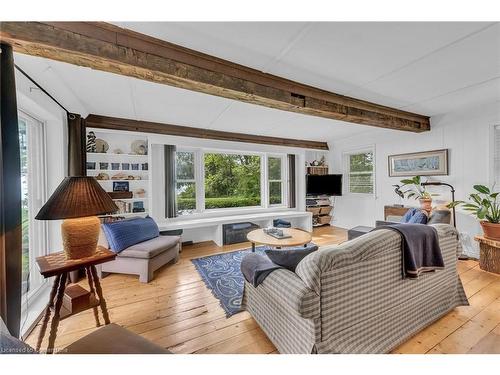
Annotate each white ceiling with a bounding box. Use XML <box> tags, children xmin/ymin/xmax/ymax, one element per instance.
<box><xmin>14</xmin><ymin>22</ymin><xmax>500</xmax><ymax>142</ymax></box>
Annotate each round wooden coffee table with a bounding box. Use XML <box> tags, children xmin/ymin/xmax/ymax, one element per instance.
<box><xmin>246</xmin><ymin>228</ymin><xmax>312</xmax><ymax>252</ymax></box>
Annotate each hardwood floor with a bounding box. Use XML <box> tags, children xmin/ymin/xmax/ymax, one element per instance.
<box><xmin>26</xmin><ymin>226</ymin><xmax>500</xmax><ymax>354</ymax></box>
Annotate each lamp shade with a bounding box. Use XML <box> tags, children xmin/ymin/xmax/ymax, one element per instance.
<box><xmin>35</xmin><ymin>176</ymin><xmax>118</xmax><ymax>220</ymax></box>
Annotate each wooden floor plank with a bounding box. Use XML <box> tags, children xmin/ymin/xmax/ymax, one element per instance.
<box><xmin>26</xmin><ymin>226</ymin><xmax>500</xmax><ymax>354</ymax></box>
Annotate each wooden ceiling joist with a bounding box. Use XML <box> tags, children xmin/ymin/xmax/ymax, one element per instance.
<box><xmin>85</xmin><ymin>114</ymin><xmax>329</xmax><ymax>150</ymax></box>
<box><xmin>0</xmin><ymin>22</ymin><xmax>431</xmax><ymax>132</ymax></box>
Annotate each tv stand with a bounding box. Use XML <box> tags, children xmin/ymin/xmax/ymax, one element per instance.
<box><xmin>306</xmin><ymin>195</ymin><xmax>333</xmax><ymax>227</ymax></box>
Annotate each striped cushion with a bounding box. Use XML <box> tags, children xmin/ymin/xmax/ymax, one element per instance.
<box><xmin>102</xmin><ymin>217</ymin><xmax>159</xmax><ymax>253</ymax></box>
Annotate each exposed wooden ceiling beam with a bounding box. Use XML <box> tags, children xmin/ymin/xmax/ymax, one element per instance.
<box><xmin>1</xmin><ymin>22</ymin><xmax>431</xmax><ymax>132</ymax></box>
<box><xmin>85</xmin><ymin>114</ymin><xmax>329</xmax><ymax>150</ymax></box>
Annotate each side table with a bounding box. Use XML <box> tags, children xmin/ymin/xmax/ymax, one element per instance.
<box><xmin>474</xmin><ymin>236</ymin><xmax>500</xmax><ymax>275</ymax></box>
<box><xmin>35</xmin><ymin>247</ymin><xmax>116</xmax><ymax>353</ymax></box>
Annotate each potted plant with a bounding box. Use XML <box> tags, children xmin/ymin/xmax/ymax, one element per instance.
<box><xmin>447</xmin><ymin>185</ymin><xmax>500</xmax><ymax>240</ymax></box>
<box><xmin>393</xmin><ymin>175</ymin><xmax>435</xmax><ymax>212</ymax></box>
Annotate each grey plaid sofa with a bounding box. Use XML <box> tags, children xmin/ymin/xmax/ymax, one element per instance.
<box><xmin>241</xmin><ymin>224</ymin><xmax>469</xmax><ymax>353</ymax></box>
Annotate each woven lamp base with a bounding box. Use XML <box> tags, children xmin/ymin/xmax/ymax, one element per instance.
<box><xmin>61</xmin><ymin>216</ymin><xmax>100</xmax><ymax>260</ymax></box>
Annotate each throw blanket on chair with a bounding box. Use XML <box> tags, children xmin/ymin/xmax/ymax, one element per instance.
<box><xmin>241</xmin><ymin>253</ymin><xmax>282</xmax><ymax>287</ymax></box>
<box><xmin>372</xmin><ymin>224</ymin><xmax>444</xmax><ymax>279</ymax></box>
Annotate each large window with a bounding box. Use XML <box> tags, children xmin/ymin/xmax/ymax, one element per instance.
<box><xmin>175</xmin><ymin>151</ymin><xmax>197</xmax><ymax>215</ymax></box>
<box><xmin>268</xmin><ymin>156</ymin><xmax>283</xmax><ymax>205</ymax></box>
<box><xmin>345</xmin><ymin>149</ymin><xmax>375</xmax><ymax>194</ymax></box>
<box><xmin>204</xmin><ymin>153</ymin><xmax>261</xmax><ymax>209</ymax></box>
<box><xmin>18</xmin><ymin>111</ymin><xmax>48</xmax><ymax>298</ymax></box>
<box><xmin>174</xmin><ymin>149</ymin><xmax>287</xmax><ymax>215</ymax></box>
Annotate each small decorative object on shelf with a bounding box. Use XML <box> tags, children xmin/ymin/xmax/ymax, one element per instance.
<box><xmin>96</xmin><ymin>173</ymin><xmax>109</xmax><ymax>180</ymax></box>
<box><xmin>108</xmin><ymin>191</ymin><xmax>133</xmax><ymax>199</ymax></box>
<box><xmin>86</xmin><ymin>131</ymin><xmax>97</xmax><ymax>153</ymax></box>
<box><xmin>133</xmin><ymin>188</ymin><xmax>146</xmax><ymax>198</ymax></box>
<box><xmin>307</xmin><ymin>166</ymin><xmax>328</xmax><ymax>175</ymax></box>
<box><xmin>131</xmin><ymin>163</ymin><xmax>139</xmax><ymax>170</ymax></box>
<box><xmin>111</xmin><ymin>163</ymin><xmax>120</xmax><ymax>170</ymax></box>
<box><xmin>86</xmin><ymin>162</ymin><xmax>96</xmax><ymax>170</ymax></box>
<box><xmin>95</xmin><ymin>138</ymin><xmax>109</xmax><ymax>153</ymax></box>
<box><xmin>122</xmin><ymin>163</ymin><xmax>130</xmax><ymax>170</ymax></box>
<box><xmin>133</xmin><ymin>201</ymin><xmax>145</xmax><ymax>213</ymax></box>
<box><xmin>113</xmin><ymin>181</ymin><xmax>129</xmax><ymax>192</ymax></box>
<box><xmin>131</xmin><ymin>140</ymin><xmax>148</xmax><ymax>155</ymax></box>
<box><xmin>142</xmin><ymin>162</ymin><xmax>148</xmax><ymax>171</ymax></box>
<box><xmin>99</xmin><ymin>162</ymin><xmax>109</xmax><ymax>170</ymax></box>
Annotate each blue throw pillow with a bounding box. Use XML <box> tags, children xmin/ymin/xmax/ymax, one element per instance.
<box><xmin>400</xmin><ymin>208</ymin><xmax>418</xmax><ymax>223</ymax></box>
<box><xmin>408</xmin><ymin>210</ymin><xmax>428</xmax><ymax>224</ymax></box>
<box><xmin>102</xmin><ymin>217</ymin><xmax>160</xmax><ymax>253</ymax></box>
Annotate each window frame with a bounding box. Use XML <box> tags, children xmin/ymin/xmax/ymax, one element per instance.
<box><xmin>174</xmin><ymin>149</ymin><xmax>199</xmax><ymax>216</ymax></box>
<box><xmin>174</xmin><ymin>147</ymin><xmax>288</xmax><ymax>217</ymax></box>
<box><xmin>343</xmin><ymin>146</ymin><xmax>376</xmax><ymax>196</ymax></box>
<box><xmin>18</xmin><ymin>110</ymin><xmax>49</xmax><ymax>307</ymax></box>
<box><xmin>267</xmin><ymin>154</ymin><xmax>287</xmax><ymax>207</ymax></box>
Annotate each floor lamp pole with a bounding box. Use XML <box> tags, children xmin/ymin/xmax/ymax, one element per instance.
<box><xmin>421</xmin><ymin>182</ymin><xmax>468</xmax><ymax>260</ymax></box>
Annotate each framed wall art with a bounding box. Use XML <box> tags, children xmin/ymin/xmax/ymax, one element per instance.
<box><xmin>388</xmin><ymin>149</ymin><xmax>448</xmax><ymax>177</ymax></box>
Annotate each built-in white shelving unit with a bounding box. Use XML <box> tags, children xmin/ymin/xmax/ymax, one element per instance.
<box><xmin>86</xmin><ymin>128</ymin><xmax>151</xmax><ymax>219</ymax></box>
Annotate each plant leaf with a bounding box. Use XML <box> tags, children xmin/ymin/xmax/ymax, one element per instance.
<box><xmin>474</xmin><ymin>185</ymin><xmax>490</xmax><ymax>194</ymax></box>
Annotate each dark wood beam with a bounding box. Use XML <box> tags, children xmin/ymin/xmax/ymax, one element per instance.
<box><xmin>85</xmin><ymin>114</ymin><xmax>329</xmax><ymax>150</ymax></box>
<box><xmin>0</xmin><ymin>22</ymin><xmax>431</xmax><ymax>132</ymax></box>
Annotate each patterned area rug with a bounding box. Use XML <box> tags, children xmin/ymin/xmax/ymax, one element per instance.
<box><xmin>191</xmin><ymin>246</ymin><xmax>268</xmax><ymax>317</ymax></box>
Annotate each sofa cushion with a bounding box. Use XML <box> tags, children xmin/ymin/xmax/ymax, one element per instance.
<box><xmin>118</xmin><ymin>235</ymin><xmax>180</xmax><ymax>259</ymax></box>
<box><xmin>400</xmin><ymin>208</ymin><xmax>418</xmax><ymax>223</ymax></box>
<box><xmin>0</xmin><ymin>332</ymin><xmax>36</xmax><ymax>354</ymax></box>
<box><xmin>63</xmin><ymin>323</ymin><xmax>170</xmax><ymax>354</ymax></box>
<box><xmin>102</xmin><ymin>217</ymin><xmax>160</xmax><ymax>253</ymax></box>
<box><xmin>265</xmin><ymin>244</ymin><xmax>319</xmax><ymax>271</ymax></box>
<box><xmin>408</xmin><ymin>210</ymin><xmax>428</xmax><ymax>224</ymax></box>
<box><xmin>428</xmin><ymin>210</ymin><xmax>451</xmax><ymax>225</ymax></box>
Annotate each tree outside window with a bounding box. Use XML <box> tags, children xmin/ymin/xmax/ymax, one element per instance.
<box><xmin>204</xmin><ymin>153</ymin><xmax>261</xmax><ymax>209</ymax></box>
<box><xmin>268</xmin><ymin>156</ymin><xmax>283</xmax><ymax>205</ymax></box>
<box><xmin>346</xmin><ymin>151</ymin><xmax>374</xmax><ymax>194</ymax></box>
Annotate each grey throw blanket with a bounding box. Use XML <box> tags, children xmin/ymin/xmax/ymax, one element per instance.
<box><xmin>372</xmin><ymin>224</ymin><xmax>444</xmax><ymax>279</ymax></box>
<box><xmin>241</xmin><ymin>253</ymin><xmax>282</xmax><ymax>287</ymax></box>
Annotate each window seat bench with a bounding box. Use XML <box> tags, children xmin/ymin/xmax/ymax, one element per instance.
<box><xmin>156</xmin><ymin>210</ymin><xmax>312</xmax><ymax>246</ymax></box>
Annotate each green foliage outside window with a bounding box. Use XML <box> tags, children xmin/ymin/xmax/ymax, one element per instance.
<box><xmin>348</xmin><ymin>152</ymin><xmax>374</xmax><ymax>194</ymax></box>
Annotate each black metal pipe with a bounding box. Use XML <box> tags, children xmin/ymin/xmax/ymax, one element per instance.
<box><xmin>0</xmin><ymin>43</ymin><xmax>22</xmax><ymax>338</ymax></box>
<box><xmin>14</xmin><ymin>64</ymin><xmax>69</xmax><ymax>114</ymax></box>
<box><xmin>421</xmin><ymin>181</ymin><xmax>456</xmax><ymax>228</ymax></box>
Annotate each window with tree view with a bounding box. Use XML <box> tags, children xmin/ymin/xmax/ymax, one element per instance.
<box><xmin>176</xmin><ymin>151</ymin><xmax>196</xmax><ymax>215</ymax></box>
<box><xmin>204</xmin><ymin>153</ymin><xmax>261</xmax><ymax>209</ymax></box>
<box><xmin>346</xmin><ymin>151</ymin><xmax>374</xmax><ymax>194</ymax></box>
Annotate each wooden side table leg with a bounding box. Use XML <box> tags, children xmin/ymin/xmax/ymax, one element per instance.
<box><xmin>85</xmin><ymin>266</ymin><xmax>101</xmax><ymax>327</ymax></box>
<box><xmin>251</xmin><ymin>242</ymin><xmax>255</xmax><ymax>252</ymax></box>
<box><xmin>46</xmin><ymin>272</ymin><xmax>67</xmax><ymax>354</ymax></box>
<box><xmin>35</xmin><ymin>274</ymin><xmax>61</xmax><ymax>352</ymax></box>
<box><xmin>90</xmin><ymin>265</ymin><xmax>110</xmax><ymax>325</ymax></box>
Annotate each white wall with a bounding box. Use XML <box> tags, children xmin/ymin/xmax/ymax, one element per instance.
<box><xmin>328</xmin><ymin>101</ymin><xmax>500</xmax><ymax>258</ymax></box>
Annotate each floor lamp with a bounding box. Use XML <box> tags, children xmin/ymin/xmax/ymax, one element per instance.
<box><xmin>421</xmin><ymin>181</ymin><xmax>469</xmax><ymax>260</ymax></box>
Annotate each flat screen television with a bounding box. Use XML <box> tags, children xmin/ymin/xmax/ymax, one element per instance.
<box><xmin>306</xmin><ymin>174</ymin><xmax>343</xmax><ymax>196</ymax></box>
